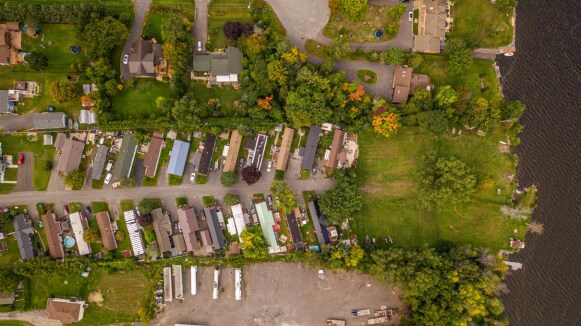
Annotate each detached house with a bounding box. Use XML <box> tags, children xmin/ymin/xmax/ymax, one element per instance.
<box><xmin>391</xmin><ymin>67</ymin><xmax>432</xmax><ymax>104</ymax></box>
<box><xmin>128</xmin><ymin>39</ymin><xmax>167</xmax><ymax>79</ymax></box>
<box><xmin>192</xmin><ymin>46</ymin><xmax>243</xmax><ymax>83</ymax></box>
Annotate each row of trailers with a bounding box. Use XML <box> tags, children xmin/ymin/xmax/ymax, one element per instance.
<box><xmin>164</xmin><ymin>266</ymin><xmax>242</xmax><ymax>302</ymax></box>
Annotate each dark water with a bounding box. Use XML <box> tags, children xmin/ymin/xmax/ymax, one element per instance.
<box><xmin>496</xmin><ymin>0</ymin><xmax>581</xmax><ymax>325</ymax></box>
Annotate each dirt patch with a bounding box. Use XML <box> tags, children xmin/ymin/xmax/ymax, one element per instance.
<box><xmin>364</xmin><ymin>180</ymin><xmax>415</xmax><ymax>197</ymax></box>
<box><xmin>88</xmin><ymin>291</ymin><xmax>104</xmax><ymax>306</ymax></box>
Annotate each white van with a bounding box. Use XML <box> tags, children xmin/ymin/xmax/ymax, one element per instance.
<box><xmin>212</xmin><ymin>267</ymin><xmax>220</xmax><ymax>300</ymax></box>
<box><xmin>104</xmin><ymin>173</ymin><xmax>113</xmax><ymax>184</ymax></box>
<box><xmin>197</xmin><ymin>41</ymin><xmax>202</xmax><ymax>52</ymax></box>
<box><xmin>191</xmin><ymin>266</ymin><xmax>197</xmax><ymax>296</ymax></box>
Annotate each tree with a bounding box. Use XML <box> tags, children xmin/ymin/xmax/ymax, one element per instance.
<box><xmin>119</xmin><ymin>177</ymin><xmax>134</xmax><ymax>188</ymax></box>
<box><xmin>270</xmin><ymin>181</ymin><xmax>298</xmax><ymax>212</ymax></box>
<box><xmin>44</xmin><ymin>160</ymin><xmax>53</xmax><ymax>171</ymax></box>
<box><xmin>50</xmin><ymin>81</ymin><xmax>81</xmax><ymax>103</ymax></box>
<box><xmin>138</xmin><ymin>198</ymin><xmax>158</xmax><ymax>215</ymax></box>
<box><xmin>115</xmin><ymin>230</ymin><xmax>126</xmax><ymax>242</ymax></box>
<box><xmin>221</xmin><ymin>171</ymin><xmax>238</xmax><ymax>187</ymax></box>
<box><xmin>241</xmin><ymin>165</ymin><xmax>261</xmax><ymax>185</ymax></box>
<box><xmin>500</xmin><ymin>100</ymin><xmax>525</xmax><ymax>121</ymax></box>
<box><xmin>63</xmin><ymin>170</ymin><xmax>84</xmax><ymax>190</ymax></box>
<box><xmin>338</xmin><ymin>0</ymin><xmax>368</xmax><ymax>21</ymax></box>
<box><xmin>434</xmin><ymin>85</ymin><xmax>459</xmax><ymax>109</ymax></box>
<box><xmin>239</xmin><ymin>226</ymin><xmax>269</xmax><ymax>259</ymax></box>
<box><xmin>381</xmin><ymin>48</ymin><xmax>405</xmax><ymax>65</ymax></box>
<box><xmin>407</xmin><ymin>53</ymin><xmax>423</xmax><ymax>68</ymax></box>
<box><xmin>326</xmin><ymin>39</ymin><xmax>349</xmax><ymax>60</ymax></box>
<box><xmin>26</xmin><ymin>51</ymin><xmax>48</xmax><ymax>70</ymax></box>
<box><xmin>372</xmin><ymin>112</ymin><xmax>399</xmax><ymax>138</ymax></box>
<box><xmin>223</xmin><ymin>193</ymin><xmax>241</xmax><ymax>206</ymax></box>
<box><xmin>446</xmin><ymin>38</ymin><xmax>473</xmax><ymax>75</ymax></box>
<box><xmin>326</xmin><ymin>244</ymin><xmax>365</xmax><ymax>268</ymax></box>
<box><xmin>417</xmin><ymin>154</ymin><xmax>477</xmax><ymax>208</ymax></box>
<box><xmin>83</xmin><ymin>228</ymin><xmax>99</xmax><ymax>244</ymax></box>
<box><xmin>85</xmin><ymin>58</ymin><xmax>116</xmax><ymax>87</ymax></box>
<box><xmin>82</xmin><ymin>16</ymin><xmax>128</xmax><ymax>59</ymax></box>
<box><xmin>161</xmin><ymin>14</ymin><xmax>190</xmax><ymax>44</ymax></box>
<box><xmin>319</xmin><ymin>172</ymin><xmax>362</xmax><ymax>224</ymax></box>
<box><xmin>417</xmin><ymin>110</ymin><xmax>449</xmax><ymax>134</ymax></box>
<box><xmin>0</xmin><ymin>269</ymin><xmax>19</xmax><ymax>295</ymax></box>
<box><xmin>223</xmin><ymin>21</ymin><xmax>243</xmax><ymax>40</ymax></box>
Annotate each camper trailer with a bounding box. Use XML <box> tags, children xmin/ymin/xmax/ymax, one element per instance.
<box><xmin>212</xmin><ymin>267</ymin><xmax>220</xmax><ymax>300</ymax></box>
<box><xmin>191</xmin><ymin>266</ymin><xmax>197</xmax><ymax>295</ymax></box>
<box><xmin>235</xmin><ymin>268</ymin><xmax>242</xmax><ymax>301</ymax></box>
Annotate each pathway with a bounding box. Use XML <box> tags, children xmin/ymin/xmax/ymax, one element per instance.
<box><xmin>120</xmin><ymin>0</ymin><xmax>153</xmax><ymax>81</ymax></box>
<box><xmin>193</xmin><ymin>0</ymin><xmax>211</xmax><ymax>54</ymax></box>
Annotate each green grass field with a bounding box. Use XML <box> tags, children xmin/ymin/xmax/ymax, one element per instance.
<box><xmin>450</xmin><ymin>0</ymin><xmax>514</xmax><ymax>48</ymax></box>
<box><xmin>187</xmin><ymin>82</ymin><xmax>243</xmax><ymax>116</ymax></box>
<box><xmin>95</xmin><ymin>271</ymin><xmax>148</xmax><ymax>314</ymax></box>
<box><xmin>144</xmin><ymin>3</ymin><xmax>196</xmax><ymax>42</ymax></box>
<box><xmin>354</xmin><ymin>127</ymin><xmax>527</xmax><ymax>250</ymax></box>
<box><xmin>112</xmin><ymin>79</ymin><xmax>172</xmax><ymax>119</ymax></box>
<box><xmin>357</xmin><ymin>69</ymin><xmax>377</xmax><ymax>84</ymax></box>
<box><xmin>0</xmin><ymin>134</ymin><xmax>55</xmax><ymax>191</ymax></box>
<box><xmin>323</xmin><ymin>5</ymin><xmax>404</xmax><ymax>43</ymax></box>
<box><xmin>0</xmin><ymin>321</ymin><xmax>34</xmax><ymax>326</ymax></box>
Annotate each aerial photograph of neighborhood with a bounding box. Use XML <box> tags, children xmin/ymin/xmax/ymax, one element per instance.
<box><xmin>0</xmin><ymin>0</ymin><xmax>577</xmax><ymax>325</ymax></box>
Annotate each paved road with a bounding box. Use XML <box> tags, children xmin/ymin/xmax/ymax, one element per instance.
<box><xmin>193</xmin><ymin>0</ymin><xmax>211</xmax><ymax>54</ymax></box>
<box><xmin>0</xmin><ymin>115</ymin><xmax>34</xmax><ymax>131</ymax></box>
<box><xmin>0</xmin><ymin>310</ymin><xmax>60</xmax><ymax>326</ymax></box>
<box><xmin>335</xmin><ymin>61</ymin><xmax>395</xmax><ymax>99</ymax></box>
<box><xmin>13</xmin><ymin>152</ymin><xmax>34</xmax><ymax>192</ymax></box>
<box><xmin>121</xmin><ymin>0</ymin><xmax>153</xmax><ymax>81</ymax></box>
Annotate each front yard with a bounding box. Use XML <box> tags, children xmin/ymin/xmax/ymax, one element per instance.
<box><xmin>450</xmin><ymin>0</ymin><xmax>514</xmax><ymax>48</ymax></box>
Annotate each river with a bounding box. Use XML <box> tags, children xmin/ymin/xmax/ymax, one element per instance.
<box><xmin>496</xmin><ymin>0</ymin><xmax>581</xmax><ymax>325</ymax></box>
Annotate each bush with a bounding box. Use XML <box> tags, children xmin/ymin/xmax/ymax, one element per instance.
<box><xmin>26</xmin><ymin>51</ymin><xmax>49</xmax><ymax>71</ymax></box>
<box><xmin>44</xmin><ymin>160</ymin><xmax>53</xmax><ymax>171</ymax></box>
<box><xmin>223</xmin><ymin>193</ymin><xmax>241</xmax><ymax>206</ymax></box>
<box><xmin>221</xmin><ymin>171</ymin><xmax>237</xmax><ymax>187</ymax></box>
<box><xmin>417</xmin><ymin>110</ymin><xmax>449</xmax><ymax>134</ymax></box>
<box><xmin>115</xmin><ymin>230</ymin><xmax>125</xmax><ymax>242</ymax></box>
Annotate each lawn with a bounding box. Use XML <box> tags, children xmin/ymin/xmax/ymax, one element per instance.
<box><xmin>323</xmin><ymin>4</ymin><xmax>406</xmax><ymax>43</ymax></box>
<box><xmin>0</xmin><ymin>134</ymin><xmax>55</xmax><ymax>191</ymax></box>
<box><xmin>94</xmin><ymin>271</ymin><xmax>148</xmax><ymax>315</ymax></box>
<box><xmin>0</xmin><ymin>24</ymin><xmax>90</xmax><ymax>118</ymax></box>
<box><xmin>3</xmin><ymin>167</ymin><xmax>17</xmax><ymax>181</ymax></box>
<box><xmin>144</xmin><ymin>3</ymin><xmax>196</xmax><ymax>42</ymax></box>
<box><xmin>29</xmin><ymin>273</ymin><xmax>94</xmax><ymax>309</ymax></box>
<box><xmin>356</xmin><ymin>70</ymin><xmax>378</xmax><ymax>85</ymax></box>
<box><xmin>112</xmin><ymin>79</ymin><xmax>172</xmax><ymax>119</ymax></box>
<box><xmin>413</xmin><ymin>54</ymin><xmax>503</xmax><ymax>106</ymax></box>
<box><xmin>305</xmin><ymin>39</ymin><xmax>368</xmax><ymax>61</ymax></box>
<box><xmin>450</xmin><ymin>0</ymin><xmax>514</xmax><ymax>48</ymax></box>
<box><xmin>354</xmin><ymin>127</ymin><xmax>528</xmax><ymax>250</ymax></box>
<box><xmin>0</xmin><ymin>321</ymin><xmax>33</xmax><ymax>326</ymax></box>
<box><xmin>187</xmin><ymin>82</ymin><xmax>243</xmax><ymax>116</ymax></box>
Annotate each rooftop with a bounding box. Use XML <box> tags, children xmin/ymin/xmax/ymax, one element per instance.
<box><xmin>57</xmin><ymin>138</ymin><xmax>85</xmax><ymax>174</ymax></box>
<box><xmin>90</xmin><ymin>145</ymin><xmax>109</xmax><ymax>180</ymax></box>
<box><xmin>95</xmin><ymin>211</ymin><xmax>117</xmax><ymax>251</ymax></box>
<box><xmin>41</xmin><ymin>213</ymin><xmax>64</xmax><ymax>259</ymax></box>
<box><xmin>177</xmin><ymin>207</ymin><xmax>200</xmax><ymax>252</ymax></box>
<box><xmin>255</xmin><ymin>202</ymin><xmax>278</xmax><ymax>251</ymax></box>
<box><xmin>129</xmin><ymin>39</ymin><xmax>164</xmax><ymax>77</ymax></box>
<box><xmin>276</xmin><ymin>127</ymin><xmax>294</xmax><ymax>171</ymax></box>
<box><xmin>167</xmin><ymin>140</ymin><xmax>190</xmax><ymax>177</ymax></box>
<box><xmin>151</xmin><ymin>208</ymin><xmax>173</xmax><ymax>254</ymax></box>
<box><xmin>13</xmin><ymin>214</ymin><xmax>35</xmax><ymax>261</ymax></box>
<box><xmin>112</xmin><ymin>134</ymin><xmax>138</xmax><ymax>179</ymax></box>
<box><xmin>144</xmin><ymin>135</ymin><xmax>164</xmax><ymax>178</ymax></box>
<box><xmin>69</xmin><ymin>212</ymin><xmax>91</xmax><ymax>256</ymax></box>
<box><xmin>223</xmin><ymin>131</ymin><xmax>242</xmax><ymax>173</ymax></box>
<box><xmin>46</xmin><ymin>298</ymin><xmax>85</xmax><ymax>324</ymax></box>
<box><xmin>193</xmin><ymin>47</ymin><xmax>243</xmax><ymax>77</ymax></box>
<box><xmin>198</xmin><ymin>134</ymin><xmax>216</xmax><ymax>175</ymax></box>
<box><xmin>33</xmin><ymin>112</ymin><xmax>67</xmax><ymax>129</ymax></box>
<box><xmin>204</xmin><ymin>207</ymin><xmax>226</xmax><ymax>250</ymax></box>
<box><xmin>301</xmin><ymin>125</ymin><xmax>322</xmax><ymax>170</ymax></box>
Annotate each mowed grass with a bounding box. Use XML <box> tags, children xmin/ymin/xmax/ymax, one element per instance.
<box><xmin>144</xmin><ymin>3</ymin><xmax>196</xmax><ymax>42</ymax></box>
<box><xmin>96</xmin><ymin>271</ymin><xmax>148</xmax><ymax>314</ymax></box>
<box><xmin>187</xmin><ymin>82</ymin><xmax>243</xmax><ymax>116</ymax></box>
<box><xmin>414</xmin><ymin>55</ymin><xmax>503</xmax><ymax>106</ymax></box>
<box><xmin>354</xmin><ymin>127</ymin><xmax>527</xmax><ymax>250</ymax></box>
<box><xmin>0</xmin><ymin>25</ymin><xmax>90</xmax><ymax>118</ymax></box>
<box><xmin>323</xmin><ymin>5</ymin><xmax>404</xmax><ymax>43</ymax></box>
<box><xmin>208</xmin><ymin>0</ymin><xmax>254</xmax><ymax>49</ymax></box>
<box><xmin>0</xmin><ymin>134</ymin><xmax>55</xmax><ymax>191</ymax></box>
<box><xmin>112</xmin><ymin>79</ymin><xmax>173</xmax><ymax>118</ymax></box>
<box><xmin>450</xmin><ymin>0</ymin><xmax>513</xmax><ymax>48</ymax></box>
<box><xmin>29</xmin><ymin>273</ymin><xmax>94</xmax><ymax>309</ymax></box>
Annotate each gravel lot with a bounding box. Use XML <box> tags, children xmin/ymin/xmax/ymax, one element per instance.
<box><xmin>152</xmin><ymin>263</ymin><xmax>402</xmax><ymax>326</ymax></box>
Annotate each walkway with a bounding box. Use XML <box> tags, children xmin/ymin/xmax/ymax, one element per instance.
<box><xmin>120</xmin><ymin>0</ymin><xmax>153</xmax><ymax>81</ymax></box>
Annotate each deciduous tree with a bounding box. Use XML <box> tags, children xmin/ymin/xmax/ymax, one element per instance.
<box><xmin>83</xmin><ymin>228</ymin><xmax>99</xmax><ymax>244</ymax></box>
<box><xmin>326</xmin><ymin>39</ymin><xmax>349</xmax><ymax>60</ymax></box>
<box><xmin>372</xmin><ymin>112</ymin><xmax>399</xmax><ymax>138</ymax></box>
<box><xmin>63</xmin><ymin>169</ymin><xmax>84</xmax><ymax>190</ymax></box>
<box><xmin>241</xmin><ymin>165</ymin><xmax>261</xmax><ymax>185</ymax></box>
<box><xmin>239</xmin><ymin>226</ymin><xmax>269</xmax><ymax>259</ymax></box>
<box><xmin>50</xmin><ymin>81</ymin><xmax>81</xmax><ymax>103</ymax></box>
<box><xmin>270</xmin><ymin>181</ymin><xmax>298</xmax><ymax>213</ymax></box>
<box><xmin>223</xmin><ymin>193</ymin><xmax>241</xmax><ymax>206</ymax></box>
<box><xmin>221</xmin><ymin>172</ymin><xmax>238</xmax><ymax>187</ymax></box>
<box><xmin>223</xmin><ymin>21</ymin><xmax>243</xmax><ymax>40</ymax></box>
<box><xmin>138</xmin><ymin>198</ymin><xmax>158</xmax><ymax>215</ymax></box>
<box><xmin>82</xmin><ymin>16</ymin><xmax>128</xmax><ymax>59</ymax></box>
<box><xmin>319</xmin><ymin>171</ymin><xmax>362</xmax><ymax>224</ymax></box>
<box><xmin>26</xmin><ymin>51</ymin><xmax>48</xmax><ymax>70</ymax></box>
<box><xmin>338</xmin><ymin>0</ymin><xmax>368</xmax><ymax>21</ymax></box>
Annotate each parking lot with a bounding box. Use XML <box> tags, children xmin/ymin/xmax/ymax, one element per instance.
<box><xmin>152</xmin><ymin>263</ymin><xmax>402</xmax><ymax>326</ymax></box>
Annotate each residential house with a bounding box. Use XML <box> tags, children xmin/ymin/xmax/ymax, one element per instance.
<box><xmin>323</xmin><ymin>129</ymin><xmax>346</xmax><ymax>170</ymax></box>
<box><xmin>197</xmin><ymin>134</ymin><xmax>216</xmax><ymax>175</ymax></box>
<box><xmin>246</xmin><ymin>133</ymin><xmax>268</xmax><ymax>170</ymax></box>
<box><xmin>167</xmin><ymin>140</ymin><xmax>190</xmax><ymax>177</ymax></box>
<box><xmin>285</xmin><ymin>210</ymin><xmax>304</xmax><ymax>250</ymax></box>
<box><xmin>8</xmin><ymin>81</ymin><xmax>39</xmax><ymax>101</ymax></box>
<box><xmin>56</xmin><ymin>137</ymin><xmax>85</xmax><ymax>174</ymax></box>
<box><xmin>13</xmin><ymin>214</ymin><xmax>35</xmax><ymax>261</ymax></box>
<box><xmin>143</xmin><ymin>132</ymin><xmax>164</xmax><ymax>178</ymax></box>
<box><xmin>200</xmin><ymin>229</ymin><xmax>212</xmax><ymax>248</ymax></box>
<box><xmin>128</xmin><ymin>39</ymin><xmax>166</xmax><ymax>79</ymax></box>
<box><xmin>255</xmin><ymin>202</ymin><xmax>279</xmax><ymax>252</ymax></box>
<box><xmin>0</xmin><ymin>90</ymin><xmax>16</xmax><ymax>115</ymax></box>
<box><xmin>90</xmin><ymin>145</ymin><xmax>109</xmax><ymax>180</ymax></box>
<box><xmin>192</xmin><ymin>47</ymin><xmax>243</xmax><ymax>83</ymax></box>
<box><xmin>46</xmin><ymin>298</ymin><xmax>86</xmax><ymax>324</ymax></box>
<box><xmin>231</xmin><ymin>204</ymin><xmax>246</xmax><ymax>243</ymax></box>
<box><xmin>41</xmin><ymin>213</ymin><xmax>64</xmax><ymax>259</ymax></box>
<box><xmin>223</xmin><ymin>131</ymin><xmax>242</xmax><ymax>173</ymax></box>
<box><xmin>391</xmin><ymin>67</ymin><xmax>432</xmax><ymax>104</ymax></box>
<box><xmin>414</xmin><ymin>0</ymin><xmax>448</xmax><ymax>53</ymax></box>
<box><xmin>0</xmin><ymin>22</ymin><xmax>21</xmax><ymax>66</ymax></box>
<box><xmin>203</xmin><ymin>207</ymin><xmax>226</xmax><ymax>250</ymax></box>
<box><xmin>95</xmin><ymin>211</ymin><xmax>117</xmax><ymax>251</ymax></box>
<box><xmin>308</xmin><ymin>201</ymin><xmax>331</xmax><ymax>247</ymax></box>
<box><xmin>151</xmin><ymin>208</ymin><xmax>186</xmax><ymax>257</ymax></box>
<box><xmin>33</xmin><ymin>112</ymin><xmax>67</xmax><ymax>129</ymax></box>
<box><xmin>112</xmin><ymin>134</ymin><xmax>138</xmax><ymax>179</ymax></box>
<box><xmin>301</xmin><ymin>125</ymin><xmax>322</xmax><ymax>170</ymax></box>
<box><xmin>177</xmin><ymin>207</ymin><xmax>200</xmax><ymax>252</ymax></box>
<box><xmin>275</xmin><ymin>127</ymin><xmax>294</xmax><ymax>171</ymax></box>
<box><xmin>69</xmin><ymin>212</ymin><xmax>91</xmax><ymax>256</ymax></box>
<box><xmin>123</xmin><ymin>210</ymin><xmax>145</xmax><ymax>257</ymax></box>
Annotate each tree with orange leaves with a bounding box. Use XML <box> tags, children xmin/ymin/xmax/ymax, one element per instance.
<box><xmin>348</xmin><ymin>84</ymin><xmax>365</xmax><ymax>102</ymax></box>
<box><xmin>372</xmin><ymin>112</ymin><xmax>399</xmax><ymax>138</ymax></box>
<box><xmin>257</xmin><ymin>95</ymin><xmax>274</xmax><ymax>110</ymax></box>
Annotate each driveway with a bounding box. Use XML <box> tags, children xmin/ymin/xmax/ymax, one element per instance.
<box><xmin>133</xmin><ymin>158</ymin><xmax>145</xmax><ymax>187</ymax></box>
<box><xmin>265</xmin><ymin>0</ymin><xmax>330</xmax><ymax>51</ymax></box>
<box><xmin>193</xmin><ymin>0</ymin><xmax>211</xmax><ymax>54</ymax></box>
<box><xmin>0</xmin><ymin>310</ymin><xmax>60</xmax><ymax>326</ymax></box>
<box><xmin>46</xmin><ymin>151</ymin><xmax>65</xmax><ymax>192</ymax></box>
<box><xmin>13</xmin><ymin>152</ymin><xmax>34</xmax><ymax>192</ymax></box>
<box><xmin>0</xmin><ymin>115</ymin><xmax>34</xmax><ymax>132</ymax></box>
<box><xmin>121</xmin><ymin>0</ymin><xmax>153</xmax><ymax>81</ymax></box>
<box><xmin>335</xmin><ymin>61</ymin><xmax>394</xmax><ymax>98</ymax></box>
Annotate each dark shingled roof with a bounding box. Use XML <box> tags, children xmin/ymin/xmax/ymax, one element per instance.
<box><xmin>204</xmin><ymin>207</ymin><xmax>226</xmax><ymax>250</ymax></box>
<box><xmin>308</xmin><ymin>201</ymin><xmax>331</xmax><ymax>246</ymax></box>
<box><xmin>91</xmin><ymin>145</ymin><xmax>109</xmax><ymax>180</ymax></box>
<box><xmin>112</xmin><ymin>134</ymin><xmax>137</xmax><ymax>179</ymax></box>
<box><xmin>13</xmin><ymin>214</ymin><xmax>35</xmax><ymax>261</ymax></box>
<box><xmin>301</xmin><ymin>125</ymin><xmax>321</xmax><ymax>170</ymax></box>
<box><xmin>198</xmin><ymin>134</ymin><xmax>216</xmax><ymax>175</ymax></box>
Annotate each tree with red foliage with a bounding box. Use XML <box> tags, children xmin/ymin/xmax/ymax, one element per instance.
<box><xmin>242</xmin><ymin>165</ymin><xmax>262</xmax><ymax>185</ymax></box>
<box><xmin>224</xmin><ymin>22</ymin><xmax>243</xmax><ymax>40</ymax></box>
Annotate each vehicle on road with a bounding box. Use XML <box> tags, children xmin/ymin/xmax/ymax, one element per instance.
<box><xmin>105</xmin><ymin>161</ymin><xmax>113</xmax><ymax>172</ymax></box>
<box><xmin>409</xmin><ymin>12</ymin><xmax>413</xmax><ymax>21</ymax></box>
<box><xmin>400</xmin><ymin>0</ymin><xmax>409</xmax><ymax>2</ymax></box>
<box><xmin>104</xmin><ymin>173</ymin><xmax>112</xmax><ymax>184</ymax></box>
<box><xmin>123</xmin><ymin>54</ymin><xmax>129</xmax><ymax>64</ymax></box>
<box><xmin>18</xmin><ymin>153</ymin><xmax>24</xmax><ymax>165</ymax></box>
<box><xmin>197</xmin><ymin>41</ymin><xmax>202</xmax><ymax>52</ymax></box>
<box><xmin>190</xmin><ymin>172</ymin><xmax>196</xmax><ymax>183</ymax></box>
<box><xmin>63</xmin><ymin>205</ymin><xmax>69</xmax><ymax>215</ymax></box>
<box><xmin>267</xmin><ymin>161</ymin><xmax>272</xmax><ymax>172</ymax></box>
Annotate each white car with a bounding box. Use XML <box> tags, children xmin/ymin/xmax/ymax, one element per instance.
<box><xmin>267</xmin><ymin>161</ymin><xmax>272</xmax><ymax>172</ymax></box>
<box><xmin>190</xmin><ymin>172</ymin><xmax>196</xmax><ymax>183</ymax></box>
<box><xmin>123</xmin><ymin>54</ymin><xmax>129</xmax><ymax>64</ymax></box>
<box><xmin>104</xmin><ymin>173</ymin><xmax>112</xmax><ymax>184</ymax></box>
<box><xmin>197</xmin><ymin>41</ymin><xmax>202</xmax><ymax>52</ymax></box>
<box><xmin>409</xmin><ymin>12</ymin><xmax>413</xmax><ymax>22</ymax></box>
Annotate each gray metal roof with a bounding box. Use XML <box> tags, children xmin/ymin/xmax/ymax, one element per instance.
<box><xmin>112</xmin><ymin>134</ymin><xmax>137</xmax><ymax>179</ymax></box>
<box><xmin>91</xmin><ymin>145</ymin><xmax>109</xmax><ymax>180</ymax></box>
<box><xmin>192</xmin><ymin>47</ymin><xmax>243</xmax><ymax>75</ymax></box>
<box><xmin>0</xmin><ymin>90</ymin><xmax>15</xmax><ymax>114</ymax></box>
<box><xmin>13</xmin><ymin>214</ymin><xmax>36</xmax><ymax>261</ymax></box>
<box><xmin>301</xmin><ymin>125</ymin><xmax>321</xmax><ymax>170</ymax></box>
<box><xmin>204</xmin><ymin>207</ymin><xmax>226</xmax><ymax>250</ymax></box>
<box><xmin>33</xmin><ymin>112</ymin><xmax>66</xmax><ymax>129</ymax></box>
<box><xmin>167</xmin><ymin>140</ymin><xmax>190</xmax><ymax>176</ymax></box>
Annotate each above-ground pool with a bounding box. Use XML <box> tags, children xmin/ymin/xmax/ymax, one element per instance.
<box><xmin>64</xmin><ymin>236</ymin><xmax>76</xmax><ymax>248</ymax></box>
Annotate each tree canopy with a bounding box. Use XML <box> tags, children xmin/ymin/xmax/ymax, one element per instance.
<box><xmin>26</xmin><ymin>51</ymin><xmax>48</xmax><ymax>70</ymax></box>
<box><xmin>241</xmin><ymin>165</ymin><xmax>261</xmax><ymax>185</ymax></box>
<box><xmin>270</xmin><ymin>181</ymin><xmax>298</xmax><ymax>212</ymax></box>
<box><xmin>138</xmin><ymin>198</ymin><xmax>159</xmax><ymax>215</ymax></box>
<box><xmin>338</xmin><ymin>0</ymin><xmax>368</xmax><ymax>21</ymax></box>
<box><xmin>239</xmin><ymin>226</ymin><xmax>269</xmax><ymax>259</ymax></box>
<box><xmin>319</xmin><ymin>170</ymin><xmax>362</xmax><ymax>224</ymax></box>
<box><xmin>221</xmin><ymin>171</ymin><xmax>238</xmax><ymax>187</ymax></box>
<box><xmin>63</xmin><ymin>170</ymin><xmax>84</xmax><ymax>190</ymax></box>
<box><xmin>223</xmin><ymin>193</ymin><xmax>241</xmax><ymax>206</ymax></box>
<box><xmin>83</xmin><ymin>228</ymin><xmax>99</xmax><ymax>244</ymax></box>
<box><xmin>50</xmin><ymin>81</ymin><xmax>81</xmax><ymax>103</ymax></box>
<box><xmin>82</xmin><ymin>16</ymin><xmax>128</xmax><ymax>59</ymax></box>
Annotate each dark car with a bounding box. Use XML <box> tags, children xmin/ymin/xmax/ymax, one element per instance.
<box><xmin>84</xmin><ymin>206</ymin><xmax>92</xmax><ymax>217</ymax></box>
<box><xmin>400</xmin><ymin>0</ymin><xmax>409</xmax><ymax>2</ymax></box>
<box><xmin>18</xmin><ymin>153</ymin><xmax>24</xmax><ymax>165</ymax></box>
<box><xmin>63</xmin><ymin>205</ymin><xmax>70</xmax><ymax>215</ymax></box>
<box><xmin>47</xmin><ymin>106</ymin><xmax>55</xmax><ymax>112</ymax></box>
<box><xmin>238</xmin><ymin>158</ymin><xmax>245</xmax><ymax>168</ymax></box>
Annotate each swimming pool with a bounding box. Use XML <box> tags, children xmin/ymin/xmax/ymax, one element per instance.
<box><xmin>64</xmin><ymin>236</ymin><xmax>76</xmax><ymax>248</ymax></box>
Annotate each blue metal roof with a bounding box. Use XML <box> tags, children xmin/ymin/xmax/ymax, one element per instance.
<box><xmin>167</xmin><ymin>140</ymin><xmax>190</xmax><ymax>176</ymax></box>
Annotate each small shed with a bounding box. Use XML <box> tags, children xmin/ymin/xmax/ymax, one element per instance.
<box><xmin>43</xmin><ymin>134</ymin><xmax>53</xmax><ymax>146</ymax></box>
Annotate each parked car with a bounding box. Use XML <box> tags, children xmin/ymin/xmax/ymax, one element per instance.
<box><xmin>135</xmin><ymin>206</ymin><xmax>141</xmax><ymax>216</ymax></box>
<box><xmin>409</xmin><ymin>12</ymin><xmax>413</xmax><ymax>22</ymax></box>
<box><xmin>18</xmin><ymin>153</ymin><xmax>24</xmax><ymax>165</ymax></box>
<box><xmin>197</xmin><ymin>41</ymin><xmax>202</xmax><ymax>52</ymax></box>
<box><xmin>104</xmin><ymin>172</ymin><xmax>113</xmax><ymax>184</ymax></box>
<box><xmin>267</xmin><ymin>195</ymin><xmax>273</xmax><ymax>206</ymax></box>
<box><xmin>239</xmin><ymin>158</ymin><xmax>245</xmax><ymax>168</ymax></box>
<box><xmin>105</xmin><ymin>161</ymin><xmax>113</xmax><ymax>172</ymax></box>
<box><xmin>84</xmin><ymin>206</ymin><xmax>92</xmax><ymax>217</ymax></box>
<box><xmin>312</xmin><ymin>163</ymin><xmax>318</xmax><ymax>175</ymax></box>
<box><xmin>63</xmin><ymin>205</ymin><xmax>69</xmax><ymax>215</ymax></box>
<box><xmin>190</xmin><ymin>172</ymin><xmax>196</xmax><ymax>183</ymax></box>
<box><xmin>123</xmin><ymin>54</ymin><xmax>129</xmax><ymax>64</ymax></box>
<box><xmin>47</xmin><ymin>105</ymin><xmax>55</xmax><ymax>112</ymax></box>
<box><xmin>267</xmin><ymin>161</ymin><xmax>272</xmax><ymax>172</ymax></box>
<box><xmin>400</xmin><ymin>0</ymin><xmax>409</xmax><ymax>2</ymax></box>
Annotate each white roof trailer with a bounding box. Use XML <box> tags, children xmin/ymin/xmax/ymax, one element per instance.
<box><xmin>235</xmin><ymin>268</ymin><xmax>242</xmax><ymax>301</ymax></box>
<box><xmin>191</xmin><ymin>266</ymin><xmax>197</xmax><ymax>295</ymax></box>
<box><xmin>173</xmin><ymin>265</ymin><xmax>184</xmax><ymax>300</ymax></box>
<box><xmin>163</xmin><ymin>267</ymin><xmax>173</xmax><ymax>302</ymax></box>
<box><xmin>212</xmin><ymin>267</ymin><xmax>220</xmax><ymax>300</ymax></box>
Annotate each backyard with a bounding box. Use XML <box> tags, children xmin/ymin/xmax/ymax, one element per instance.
<box><xmin>112</xmin><ymin>79</ymin><xmax>173</xmax><ymax>119</ymax></box>
<box><xmin>450</xmin><ymin>0</ymin><xmax>514</xmax><ymax>48</ymax></box>
<box><xmin>187</xmin><ymin>82</ymin><xmax>243</xmax><ymax>116</ymax></box>
<box><xmin>354</xmin><ymin>127</ymin><xmax>528</xmax><ymax>250</ymax></box>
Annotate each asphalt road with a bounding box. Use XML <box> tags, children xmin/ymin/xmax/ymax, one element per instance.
<box><xmin>193</xmin><ymin>0</ymin><xmax>211</xmax><ymax>54</ymax></box>
<box><xmin>335</xmin><ymin>60</ymin><xmax>395</xmax><ymax>99</ymax></box>
<box><xmin>121</xmin><ymin>0</ymin><xmax>152</xmax><ymax>81</ymax></box>
<box><xmin>0</xmin><ymin>115</ymin><xmax>34</xmax><ymax>132</ymax></box>
<box><xmin>13</xmin><ymin>152</ymin><xmax>34</xmax><ymax>192</ymax></box>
